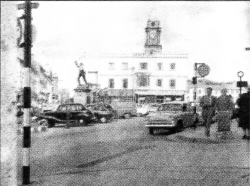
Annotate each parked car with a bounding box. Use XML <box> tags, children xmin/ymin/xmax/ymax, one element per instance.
<box><xmin>147</xmin><ymin>103</ymin><xmax>160</xmax><ymax>113</ymax></box>
<box><xmin>86</xmin><ymin>104</ymin><xmax>115</xmax><ymax>123</ymax></box>
<box><xmin>136</xmin><ymin>104</ymin><xmax>149</xmax><ymax>117</ymax></box>
<box><xmin>38</xmin><ymin>103</ymin><xmax>94</xmax><ymax>128</ymax></box>
<box><xmin>145</xmin><ymin>101</ymin><xmax>202</xmax><ymax>135</ymax></box>
<box><xmin>111</xmin><ymin>100</ymin><xmax>137</xmax><ymax>119</ymax></box>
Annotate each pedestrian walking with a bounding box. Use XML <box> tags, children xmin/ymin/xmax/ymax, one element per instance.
<box><xmin>75</xmin><ymin>61</ymin><xmax>88</xmax><ymax>86</ymax></box>
<box><xmin>237</xmin><ymin>86</ymin><xmax>250</xmax><ymax>140</ymax></box>
<box><xmin>200</xmin><ymin>87</ymin><xmax>217</xmax><ymax>137</ymax></box>
<box><xmin>215</xmin><ymin>88</ymin><xmax>234</xmax><ymax>132</ymax></box>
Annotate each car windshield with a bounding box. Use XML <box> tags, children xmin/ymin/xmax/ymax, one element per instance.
<box><xmin>57</xmin><ymin>105</ymin><xmax>67</xmax><ymax>111</ymax></box>
<box><xmin>158</xmin><ymin>104</ymin><xmax>182</xmax><ymax>111</ymax></box>
<box><xmin>149</xmin><ymin>104</ymin><xmax>158</xmax><ymax>108</ymax></box>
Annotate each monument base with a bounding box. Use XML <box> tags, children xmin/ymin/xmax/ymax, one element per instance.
<box><xmin>216</xmin><ymin>131</ymin><xmax>234</xmax><ymax>140</ymax></box>
<box><xmin>74</xmin><ymin>85</ymin><xmax>91</xmax><ymax>105</ymax></box>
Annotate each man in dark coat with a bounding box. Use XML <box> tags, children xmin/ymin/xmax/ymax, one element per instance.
<box><xmin>237</xmin><ymin>86</ymin><xmax>250</xmax><ymax>140</ymax></box>
<box><xmin>200</xmin><ymin>87</ymin><xmax>217</xmax><ymax>137</ymax></box>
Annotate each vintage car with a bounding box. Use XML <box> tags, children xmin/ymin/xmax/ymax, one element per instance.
<box><xmin>38</xmin><ymin>103</ymin><xmax>94</xmax><ymax>128</ymax></box>
<box><xmin>136</xmin><ymin>104</ymin><xmax>149</xmax><ymax>117</ymax></box>
<box><xmin>147</xmin><ymin>103</ymin><xmax>161</xmax><ymax>113</ymax></box>
<box><xmin>145</xmin><ymin>101</ymin><xmax>202</xmax><ymax>135</ymax></box>
<box><xmin>136</xmin><ymin>103</ymin><xmax>160</xmax><ymax>117</ymax></box>
<box><xmin>111</xmin><ymin>100</ymin><xmax>137</xmax><ymax>119</ymax></box>
<box><xmin>86</xmin><ymin>104</ymin><xmax>115</xmax><ymax>123</ymax></box>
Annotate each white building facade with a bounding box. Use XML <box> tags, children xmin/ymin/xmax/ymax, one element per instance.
<box><xmin>83</xmin><ymin>19</ymin><xmax>189</xmax><ymax>103</ymax></box>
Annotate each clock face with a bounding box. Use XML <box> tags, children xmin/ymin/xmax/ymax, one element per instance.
<box><xmin>150</xmin><ymin>29</ymin><xmax>157</xmax><ymax>39</ymax></box>
<box><xmin>150</xmin><ymin>32</ymin><xmax>156</xmax><ymax>39</ymax></box>
<box><xmin>149</xmin><ymin>30</ymin><xmax>157</xmax><ymax>44</ymax></box>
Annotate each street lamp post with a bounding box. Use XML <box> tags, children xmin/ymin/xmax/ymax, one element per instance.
<box><xmin>17</xmin><ymin>1</ymin><xmax>39</xmax><ymax>185</ymax></box>
<box><xmin>237</xmin><ymin>71</ymin><xmax>244</xmax><ymax>96</ymax></box>
<box><xmin>236</xmin><ymin>71</ymin><xmax>248</xmax><ymax>96</ymax></box>
<box><xmin>131</xmin><ymin>67</ymin><xmax>135</xmax><ymax>102</ymax></box>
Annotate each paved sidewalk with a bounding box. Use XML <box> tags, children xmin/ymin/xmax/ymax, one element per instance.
<box><xmin>173</xmin><ymin>121</ymin><xmax>250</xmax><ymax>144</ymax></box>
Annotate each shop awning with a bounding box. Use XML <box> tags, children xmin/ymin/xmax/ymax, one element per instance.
<box><xmin>106</xmin><ymin>89</ymin><xmax>134</xmax><ymax>97</ymax></box>
<box><xmin>135</xmin><ymin>90</ymin><xmax>186</xmax><ymax>96</ymax></box>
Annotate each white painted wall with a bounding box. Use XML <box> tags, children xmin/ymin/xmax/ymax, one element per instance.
<box><xmin>1</xmin><ymin>2</ymin><xmax>19</xmax><ymax>185</ymax></box>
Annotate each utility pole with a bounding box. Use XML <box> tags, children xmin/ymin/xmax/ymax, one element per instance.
<box><xmin>17</xmin><ymin>1</ymin><xmax>39</xmax><ymax>185</ymax></box>
<box><xmin>193</xmin><ymin>63</ymin><xmax>198</xmax><ymax>114</ymax></box>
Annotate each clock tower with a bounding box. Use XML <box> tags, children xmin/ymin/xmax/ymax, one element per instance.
<box><xmin>145</xmin><ymin>20</ymin><xmax>162</xmax><ymax>54</ymax></box>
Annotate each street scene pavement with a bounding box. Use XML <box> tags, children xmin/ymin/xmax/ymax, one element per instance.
<box><xmin>2</xmin><ymin>2</ymin><xmax>250</xmax><ymax>186</ymax></box>
<box><xmin>17</xmin><ymin>117</ymin><xmax>250</xmax><ymax>186</ymax></box>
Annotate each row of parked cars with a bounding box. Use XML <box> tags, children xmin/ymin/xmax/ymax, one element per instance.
<box><xmin>38</xmin><ymin>101</ymin><xmax>138</xmax><ymax>128</ymax></box>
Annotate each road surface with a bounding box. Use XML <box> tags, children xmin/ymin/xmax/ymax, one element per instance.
<box><xmin>17</xmin><ymin>117</ymin><xmax>250</xmax><ymax>186</ymax></box>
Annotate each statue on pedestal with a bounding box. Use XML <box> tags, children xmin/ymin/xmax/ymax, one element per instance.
<box><xmin>75</xmin><ymin>61</ymin><xmax>88</xmax><ymax>87</ymax></box>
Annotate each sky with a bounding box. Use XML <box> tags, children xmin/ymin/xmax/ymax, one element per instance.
<box><xmin>21</xmin><ymin>1</ymin><xmax>250</xmax><ymax>93</ymax></box>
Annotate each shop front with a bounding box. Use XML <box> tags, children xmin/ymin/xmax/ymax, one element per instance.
<box><xmin>135</xmin><ymin>90</ymin><xmax>185</xmax><ymax>104</ymax></box>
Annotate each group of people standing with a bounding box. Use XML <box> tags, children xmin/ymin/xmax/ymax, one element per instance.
<box><xmin>199</xmin><ymin>86</ymin><xmax>250</xmax><ymax>140</ymax></box>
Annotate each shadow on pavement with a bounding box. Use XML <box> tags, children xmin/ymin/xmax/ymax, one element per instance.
<box><xmin>77</xmin><ymin>145</ymin><xmax>156</xmax><ymax>169</ymax></box>
<box><xmin>153</xmin><ymin>129</ymin><xmax>183</xmax><ymax>136</ymax></box>
<box><xmin>53</xmin><ymin>123</ymin><xmax>94</xmax><ymax>128</ymax></box>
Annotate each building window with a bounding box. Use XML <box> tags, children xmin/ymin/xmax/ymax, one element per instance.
<box><xmin>170</xmin><ymin>63</ymin><xmax>176</xmax><ymax>70</ymax></box>
<box><xmin>109</xmin><ymin>79</ymin><xmax>114</xmax><ymax>88</ymax></box>
<box><xmin>122</xmin><ymin>62</ymin><xmax>128</xmax><ymax>70</ymax></box>
<box><xmin>170</xmin><ymin>79</ymin><xmax>176</xmax><ymax>89</ymax></box>
<box><xmin>157</xmin><ymin>63</ymin><xmax>163</xmax><ymax>70</ymax></box>
<box><xmin>137</xmin><ymin>74</ymin><xmax>150</xmax><ymax>87</ymax></box>
<box><xmin>123</xmin><ymin>79</ymin><xmax>128</xmax><ymax>88</ymax></box>
<box><xmin>140</xmin><ymin>63</ymin><xmax>148</xmax><ymax>70</ymax></box>
<box><xmin>109</xmin><ymin>63</ymin><xmax>115</xmax><ymax>70</ymax></box>
<box><xmin>157</xmin><ymin>79</ymin><xmax>162</xmax><ymax>87</ymax></box>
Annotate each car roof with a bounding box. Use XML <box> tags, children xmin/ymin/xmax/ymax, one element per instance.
<box><xmin>59</xmin><ymin>103</ymin><xmax>84</xmax><ymax>106</ymax></box>
<box><xmin>161</xmin><ymin>101</ymin><xmax>189</xmax><ymax>105</ymax></box>
<box><xmin>149</xmin><ymin>103</ymin><xmax>160</xmax><ymax>106</ymax></box>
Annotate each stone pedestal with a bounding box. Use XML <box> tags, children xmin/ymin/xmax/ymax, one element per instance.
<box><xmin>74</xmin><ymin>85</ymin><xmax>91</xmax><ymax>105</ymax></box>
<box><xmin>216</xmin><ymin>111</ymin><xmax>234</xmax><ymax>140</ymax></box>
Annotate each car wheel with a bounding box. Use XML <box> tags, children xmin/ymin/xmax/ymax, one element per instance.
<box><xmin>40</xmin><ymin>119</ymin><xmax>48</xmax><ymax>127</ymax></box>
<box><xmin>149</xmin><ymin>128</ymin><xmax>154</xmax><ymax>135</ymax></box>
<box><xmin>100</xmin><ymin>117</ymin><xmax>107</xmax><ymax>123</ymax></box>
<box><xmin>176</xmin><ymin>120</ymin><xmax>184</xmax><ymax>131</ymax></box>
<box><xmin>48</xmin><ymin>120</ymin><xmax>55</xmax><ymax>128</ymax></box>
<box><xmin>79</xmin><ymin>119</ymin><xmax>86</xmax><ymax>125</ymax></box>
<box><xmin>191</xmin><ymin>119</ymin><xmax>199</xmax><ymax>129</ymax></box>
<box><xmin>124</xmin><ymin>113</ymin><xmax>131</xmax><ymax>119</ymax></box>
